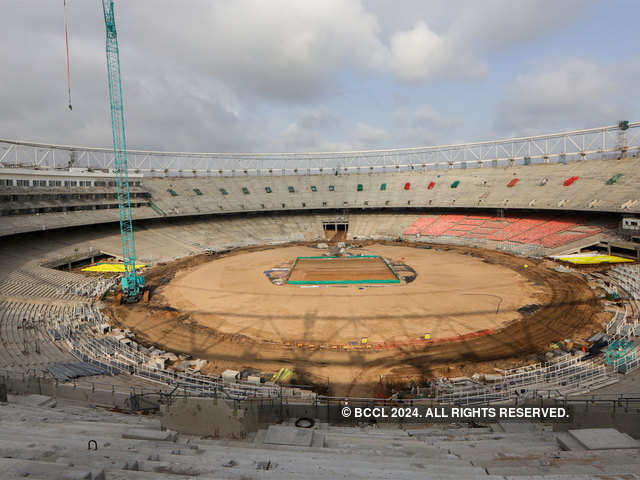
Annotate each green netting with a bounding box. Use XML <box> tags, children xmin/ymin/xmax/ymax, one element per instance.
<box><xmin>288</xmin><ymin>278</ymin><xmax>400</xmax><ymax>285</ymax></box>
<box><xmin>295</xmin><ymin>255</ymin><xmax>382</xmax><ymax>259</ymax></box>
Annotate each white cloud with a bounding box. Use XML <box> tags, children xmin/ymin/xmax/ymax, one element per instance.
<box><xmin>494</xmin><ymin>60</ymin><xmax>636</xmax><ymax>136</ymax></box>
<box><xmin>393</xmin><ymin>105</ymin><xmax>463</xmax><ymax>146</ymax></box>
<box><xmin>152</xmin><ymin>0</ymin><xmax>388</xmax><ymax>100</ymax></box>
<box><xmin>389</xmin><ymin>21</ymin><xmax>486</xmax><ymax>81</ymax></box>
<box><xmin>273</xmin><ymin>110</ymin><xmax>391</xmax><ymax>152</ymax></box>
<box><xmin>0</xmin><ymin>0</ymin><xmax>622</xmax><ymax>154</ymax></box>
<box><xmin>383</xmin><ymin>0</ymin><xmax>590</xmax><ymax>82</ymax></box>
<box><xmin>352</xmin><ymin>122</ymin><xmax>390</xmax><ymax>148</ymax></box>
<box><xmin>275</xmin><ymin>108</ymin><xmax>349</xmax><ymax>152</ymax></box>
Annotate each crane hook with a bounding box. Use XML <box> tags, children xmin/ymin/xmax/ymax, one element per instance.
<box><xmin>64</xmin><ymin>0</ymin><xmax>73</xmax><ymax>111</ymax></box>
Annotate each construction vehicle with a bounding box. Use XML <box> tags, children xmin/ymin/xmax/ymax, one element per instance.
<box><xmin>102</xmin><ymin>0</ymin><xmax>145</xmax><ymax>303</ymax></box>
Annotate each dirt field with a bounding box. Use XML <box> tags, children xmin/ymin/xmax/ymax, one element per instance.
<box><xmin>154</xmin><ymin>245</ymin><xmax>541</xmax><ymax>344</ymax></box>
<box><xmin>108</xmin><ymin>242</ymin><xmax>607</xmax><ymax>397</ymax></box>
<box><xmin>288</xmin><ymin>256</ymin><xmax>398</xmax><ymax>283</ymax></box>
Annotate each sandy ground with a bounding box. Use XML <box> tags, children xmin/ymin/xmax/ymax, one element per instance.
<box><xmin>158</xmin><ymin>245</ymin><xmax>542</xmax><ymax>345</ymax></box>
<box><xmin>109</xmin><ymin>242</ymin><xmax>606</xmax><ymax>397</ymax></box>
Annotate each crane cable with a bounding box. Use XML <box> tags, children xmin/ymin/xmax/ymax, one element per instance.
<box><xmin>64</xmin><ymin>0</ymin><xmax>72</xmax><ymax>110</ymax></box>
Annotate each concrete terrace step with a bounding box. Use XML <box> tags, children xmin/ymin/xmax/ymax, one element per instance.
<box><xmin>186</xmin><ymin>438</ymin><xmax>475</xmax><ymax>471</ymax></box>
<box><xmin>556</xmin><ymin>432</ymin><xmax>586</xmax><ymax>451</ymax></box>
<box><xmin>476</xmin><ymin>454</ymin><xmax>640</xmax><ymax>471</ymax></box>
<box><xmin>409</xmin><ymin>431</ymin><xmax>555</xmax><ymax>444</ymax></box>
<box><xmin>215</xmin><ymin>435</ymin><xmax>463</xmax><ymax>462</ymax></box>
<box><xmin>0</xmin><ymin>432</ymin><xmax>199</xmax><ymax>459</ymax></box>
<box><xmin>568</xmin><ymin>428</ymin><xmax>640</xmax><ymax>450</ymax></box>
<box><xmin>7</xmin><ymin>393</ymin><xmax>57</xmax><ymax>408</ymax></box>
<box><xmin>504</xmin><ymin>475</ymin><xmax>640</xmax><ymax>480</ymax></box>
<box><xmin>405</xmin><ymin>427</ymin><xmax>494</xmax><ymax>437</ymax></box>
<box><xmin>446</xmin><ymin>444</ymin><xmax>560</xmax><ymax>461</ymax></box>
<box><xmin>122</xmin><ymin>427</ymin><xmax>178</xmax><ymax>442</ymax></box>
<box><xmin>430</xmin><ymin>435</ymin><xmax>557</xmax><ymax>449</ymax></box>
<box><xmin>0</xmin><ymin>416</ymin><xmax>163</xmax><ymax>438</ymax></box>
<box><xmin>0</xmin><ymin>431</ymin><xmax>474</xmax><ymax>473</ymax></box>
<box><xmin>488</xmin><ymin>462</ymin><xmax>640</xmax><ymax>476</ymax></box>
<box><xmin>0</xmin><ymin>457</ymin><xmax>101</xmax><ymax>480</ymax></box>
<box><xmin>131</xmin><ymin>456</ymin><xmax>488</xmax><ymax>480</ymax></box>
<box><xmin>556</xmin><ymin>447</ymin><xmax>640</xmax><ymax>459</ymax></box>
<box><xmin>104</xmin><ymin>471</ymin><xmax>194</xmax><ymax>480</ymax></box>
<box><xmin>0</xmin><ymin>404</ymin><xmax>161</xmax><ymax>429</ymax></box>
<box><xmin>0</xmin><ymin>446</ymin><xmax>497</xmax><ymax>480</ymax></box>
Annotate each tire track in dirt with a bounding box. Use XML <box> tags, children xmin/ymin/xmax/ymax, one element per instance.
<box><xmin>108</xmin><ymin>242</ymin><xmax>604</xmax><ymax>396</ymax></box>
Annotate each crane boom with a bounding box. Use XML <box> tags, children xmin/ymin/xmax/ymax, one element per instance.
<box><xmin>102</xmin><ymin>0</ymin><xmax>144</xmax><ymax>302</ymax></box>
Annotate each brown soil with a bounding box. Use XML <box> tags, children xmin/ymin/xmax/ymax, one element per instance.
<box><xmin>106</xmin><ymin>241</ymin><xmax>607</xmax><ymax>397</ymax></box>
<box><xmin>289</xmin><ymin>256</ymin><xmax>397</xmax><ymax>282</ymax></box>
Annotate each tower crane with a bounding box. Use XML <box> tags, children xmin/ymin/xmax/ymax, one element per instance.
<box><xmin>102</xmin><ymin>0</ymin><xmax>145</xmax><ymax>303</ymax></box>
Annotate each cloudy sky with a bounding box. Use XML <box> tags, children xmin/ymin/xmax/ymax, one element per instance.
<box><xmin>0</xmin><ymin>0</ymin><xmax>638</xmax><ymax>153</ymax></box>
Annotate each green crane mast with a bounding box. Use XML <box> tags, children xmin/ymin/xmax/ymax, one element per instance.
<box><xmin>102</xmin><ymin>0</ymin><xmax>145</xmax><ymax>302</ymax></box>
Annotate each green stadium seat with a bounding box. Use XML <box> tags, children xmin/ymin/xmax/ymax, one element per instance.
<box><xmin>606</xmin><ymin>173</ymin><xmax>623</xmax><ymax>185</ymax></box>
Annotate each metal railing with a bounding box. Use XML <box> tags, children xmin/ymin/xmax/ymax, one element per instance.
<box><xmin>1</xmin><ymin>122</ymin><xmax>638</xmax><ymax>176</ymax></box>
<box><xmin>40</xmin><ymin>303</ymin><xmax>289</xmax><ymax>399</ymax></box>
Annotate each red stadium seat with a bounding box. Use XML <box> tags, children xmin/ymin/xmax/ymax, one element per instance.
<box><xmin>404</xmin><ymin>214</ymin><xmax>603</xmax><ymax>247</ymax></box>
